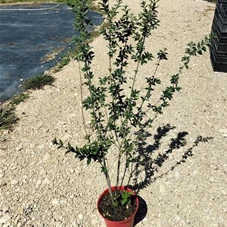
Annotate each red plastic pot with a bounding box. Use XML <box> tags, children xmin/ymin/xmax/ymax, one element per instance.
<box><xmin>97</xmin><ymin>186</ymin><xmax>139</xmax><ymax>227</ymax></box>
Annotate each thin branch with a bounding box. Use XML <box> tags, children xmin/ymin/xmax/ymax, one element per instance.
<box><xmin>77</xmin><ymin>61</ymin><xmax>89</xmax><ymax>140</ymax></box>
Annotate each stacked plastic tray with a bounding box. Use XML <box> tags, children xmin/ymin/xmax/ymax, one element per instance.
<box><xmin>210</xmin><ymin>0</ymin><xmax>227</xmax><ymax>72</ymax></box>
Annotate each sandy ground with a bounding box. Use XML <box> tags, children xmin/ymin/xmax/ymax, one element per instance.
<box><xmin>0</xmin><ymin>0</ymin><xmax>227</xmax><ymax>226</ymax></box>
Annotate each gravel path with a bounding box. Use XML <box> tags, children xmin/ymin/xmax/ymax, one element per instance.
<box><xmin>0</xmin><ymin>0</ymin><xmax>227</xmax><ymax>226</ymax></box>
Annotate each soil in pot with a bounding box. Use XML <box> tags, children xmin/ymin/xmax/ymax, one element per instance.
<box><xmin>98</xmin><ymin>189</ymin><xmax>138</xmax><ymax>221</ymax></box>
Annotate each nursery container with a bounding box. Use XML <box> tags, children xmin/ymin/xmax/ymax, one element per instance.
<box><xmin>97</xmin><ymin>186</ymin><xmax>139</xmax><ymax>227</ymax></box>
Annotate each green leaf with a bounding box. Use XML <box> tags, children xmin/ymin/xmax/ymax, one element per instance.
<box><xmin>121</xmin><ymin>190</ymin><xmax>133</xmax><ymax>206</ymax></box>
<box><xmin>59</xmin><ymin>139</ymin><xmax>63</xmax><ymax>146</ymax></box>
<box><xmin>87</xmin><ymin>158</ymin><xmax>91</xmax><ymax>165</ymax></box>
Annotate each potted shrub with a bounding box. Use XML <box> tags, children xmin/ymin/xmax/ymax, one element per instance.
<box><xmin>53</xmin><ymin>0</ymin><xmax>211</xmax><ymax>226</ymax></box>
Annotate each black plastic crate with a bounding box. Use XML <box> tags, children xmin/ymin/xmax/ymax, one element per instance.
<box><xmin>210</xmin><ymin>48</ymin><xmax>227</xmax><ymax>72</ymax></box>
<box><xmin>210</xmin><ymin>0</ymin><xmax>227</xmax><ymax>72</ymax></box>
<box><xmin>210</xmin><ymin>44</ymin><xmax>227</xmax><ymax>63</ymax></box>
<box><xmin>211</xmin><ymin>37</ymin><xmax>227</xmax><ymax>52</ymax></box>
<box><xmin>210</xmin><ymin>54</ymin><xmax>227</xmax><ymax>72</ymax></box>
<box><xmin>213</xmin><ymin>13</ymin><xmax>227</xmax><ymax>32</ymax></box>
<box><xmin>215</xmin><ymin>3</ymin><xmax>227</xmax><ymax>21</ymax></box>
<box><xmin>217</xmin><ymin>0</ymin><xmax>227</xmax><ymax>7</ymax></box>
<box><xmin>212</xmin><ymin>23</ymin><xmax>227</xmax><ymax>41</ymax></box>
<box><xmin>210</xmin><ymin>54</ymin><xmax>227</xmax><ymax>64</ymax></box>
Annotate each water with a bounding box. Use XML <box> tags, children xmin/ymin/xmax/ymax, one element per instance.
<box><xmin>0</xmin><ymin>4</ymin><xmax>103</xmax><ymax>102</ymax></box>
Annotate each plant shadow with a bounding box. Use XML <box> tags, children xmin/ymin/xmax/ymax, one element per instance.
<box><xmin>133</xmin><ymin>195</ymin><xmax>147</xmax><ymax>227</ymax></box>
<box><xmin>127</xmin><ymin>124</ymin><xmax>213</xmax><ymax>225</ymax></box>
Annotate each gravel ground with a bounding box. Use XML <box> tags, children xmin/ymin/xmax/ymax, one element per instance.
<box><xmin>0</xmin><ymin>0</ymin><xmax>227</xmax><ymax>226</ymax></box>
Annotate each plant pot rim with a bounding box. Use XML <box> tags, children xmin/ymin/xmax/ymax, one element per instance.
<box><xmin>97</xmin><ymin>186</ymin><xmax>139</xmax><ymax>223</ymax></box>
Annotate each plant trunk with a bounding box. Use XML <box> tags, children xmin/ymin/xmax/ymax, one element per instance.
<box><xmin>103</xmin><ymin>158</ymin><xmax>114</xmax><ymax>204</ymax></box>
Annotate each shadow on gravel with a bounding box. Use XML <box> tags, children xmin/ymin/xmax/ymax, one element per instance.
<box><xmin>133</xmin><ymin>196</ymin><xmax>148</xmax><ymax>227</ymax></box>
<box><xmin>129</xmin><ymin>124</ymin><xmax>213</xmax><ymax>193</ymax></box>
<box><xmin>127</xmin><ymin>124</ymin><xmax>213</xmax><ymax>225</ymax></box>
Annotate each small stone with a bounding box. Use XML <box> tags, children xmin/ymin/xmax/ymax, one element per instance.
<box><xmin>0</xmin><ymin>214</ymin><xmax>11</xmax><ymax>224</ymax></box>
<box><xmin>36</xmin><ymin>180</ymin><xmax>42</xmax><ymax>187</ymax></box>
<box><xmin>52</xmin><ymin>199</ymin><xmax>59</xmax><ymax>205</ymax></box>
<box><xmin>219</xmin><ymin>129</ymin><xmax>227</xmax><ymax>133</ymax></box>
<box><xmin>71</xmin><ymin>221</ymin><xmax>78</xmax><ymax>227</ymax></box>
<box><xmin>174</xmin><ymin>215</ymin><xmax>180</xmax><ymax>222</ymax></box>
<box><xmin>18</xmin><ymin>208</ymin><xmax>24</xmax><ymax>215</ymax></box>
<box><xmin>78</xmin><ymin>213</ymin><xmax>83</xmax><ymax>220</ymax></box>
<box><xmin>209</xmin><ymin>177</ymin><xmax>215</xmax><ymax>183</ymax></box>
<box><xmin>2</xmin><ymin>130</ymin><xmax>9</xmax><ymax>135</ymax></box>
<box><xmin>91</xmin><ymin>219</ymin><xmax>99</xmax><ymax>225</ymax></box>
<box><xmin>69</xmin><ymin>169</ymin><xmax>75</xmax><ymax>174</ymax></box>
<box><xmin>11</xmin><ymin>165</ymin><xmax>18</xmax><ymax>170</ymax></box>
<box><xmin>42</xmin><ymin>177</ymin><xmax>50</xmax><ymax>185</ymax></box>
<box><xmin>219</xmin><ymin>129</ymin><xmax>227</xmax><ymax>137</ymax></box>
<box><xmin>11</xmin><ymin>179</ymin><xmax>18</xmax><ymax>185</ymax></box>
<box><xmin>222</xmin><ymin>208</ymin><xmax>227</xmax><ymax>213</ymax></box>
<box><xmin>193</xmin><ymin>170</ymin><xmax>198</xmax><ymax>175</ymax></box>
